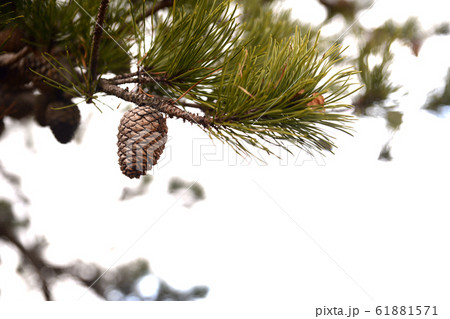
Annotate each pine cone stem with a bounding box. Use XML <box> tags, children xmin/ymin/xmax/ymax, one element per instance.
<box><xmin>98</xmin><ymin>79</ymin><xmax>212</xmax><ymax>127</ymax></box>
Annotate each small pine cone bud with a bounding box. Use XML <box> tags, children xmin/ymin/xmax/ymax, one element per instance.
<box><xmin>117</xmin><ymin>106</ymin><xmax>168</xmax><ymax>179</ymax></box>
<box><xmin>46</xmin><ymin>100</ymin><xmax>81</xmax><ymax>144</ymax></box>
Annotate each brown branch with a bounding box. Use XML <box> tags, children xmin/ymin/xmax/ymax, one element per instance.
<box><xmin>0</xmin><ymin>229</ymin><xmax>52</xmax><ymax>300</ymax></box>
<box><xmin>0</xmin><ymin>219</ymin><xmax>100</xmax><ymax>301</ymax></box>
<box><xmin>108</xmin><ymin>71</ymin><xmax>142</xmax><ymax>80</ymax></box>
<box><xmin>106</xmin><ymin>74</ymin><xmax>169</xmax><ymax>85</ymax></box>
<box><xmin>98</xmin><ymin>79</ymin><xmax>212</xmax><ymax>127</ymax></box>
<box><xmin>0</xmin><ymin>161</ymin><xmax>29</xmax><ymax>204</ymax></box>
<box><xmin>104</xmin><ymin>71</ymin><xmax>167</xmax><ymax>80</ymax></box>
<box><xmin>180</xmin><ymin>101</ymin><xmax>214</xmax><ymax>114</ymax></box>
<box><xmin>137</xmin><ymin>0</ymin><xmax>174</xmax><ymax>23</ymax></box>
<box><xmin>0</xmin><ymin>196</ymin><xmax>206</xmax><ymax>301</ymax></box>
<box><xmin>0</xmin><ymin>228</ymin><xmax>106</xmax><ymax>300</ymax></box>
<box><xmin>0</xmin><ymin>226</ymin><xmax>207</xmax><ymax>301</ymax></box>
<box><xmin>87</xmin><ymin>0</ymin><xmax>110</xmax><ymax>101</ymax></box>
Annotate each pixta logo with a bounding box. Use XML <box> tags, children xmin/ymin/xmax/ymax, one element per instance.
<box><xmin>191</xmin><ymin>138</ymin><xmax>326</xmax><ymax>166</ymax></box>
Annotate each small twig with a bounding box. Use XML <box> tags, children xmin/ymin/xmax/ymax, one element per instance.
<box><xmin>0</xmin><ymin>227</ymin><xmax>103</xmax><ymax>300</ymax></box>
<box><xmin>0</xmin><ymin>229</ymin><xmax>52</xmax><ymax>300</ymax></box>
<box><xmin>107</xmin><ymin>74</ymin><xmax>168</xmax><ymax>85</ymax></box>
<box><xmin>0</xmin><ymin>160</ymin><xmax>29</xmax><ymax>204</ymax></box>
<box><xmin>0</xmin><ymin>223</ymin><xmax>207</xmax><ymax>301</ymax></box>
<box><xmin>87</xmin><ymin>0</ymin><xmax>110</xmax><ymax>102</ymax></box>
<box><xmin>137</xmin><ymin>0</ymin><xmax>174</xmax><ymax>23</ymax></box>
<box><xmin>108</xmin><ymin>71</ymin><xmax>139</xmax><ymax>80</ymax></box>
<box><xmin>108</xmin><ymin>71</ymin><xmax>166</xmax><ymax>80</ymax></box>
<box><xmin>98</xmin><ymin>79</ymin><xmax>212</xmax><ymax>126</ymax></box>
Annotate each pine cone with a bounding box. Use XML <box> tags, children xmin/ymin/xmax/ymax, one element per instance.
<box><xmin>117</xmin><ymin>106</ymin><xmax>168</xmax><ymax>179</ymax></box>
<box><xmin>25</xmin><ymin>53</ymin><xmax>68</xmax><ymax>94</ymax></box>
<box><xmin>1</xmin><ymin>51</ymin><xmax>72</xmax><ymax>94</ymax></box>
<box><xmin>46</xmin><ymin>100</ymin><xmax>81</xmax><ymax>144</ymax></box>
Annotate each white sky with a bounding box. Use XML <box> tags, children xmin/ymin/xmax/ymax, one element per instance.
<box><xmin>1</xmin><ymin>0</ymin><xmax>450</xmax><ymax>316</ymax></box>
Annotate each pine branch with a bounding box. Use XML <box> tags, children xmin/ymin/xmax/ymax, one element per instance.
<box><xmin>87</xmin><ymin>0</ymin><xmax>110</xmax><ymax>101</ymax></box>
<box><xmin>98</xmin><ymin>79</ymin><xmax>212</xmax><ymax>126</ymax></box>
<box><xmin>106</xmin><ymin>72</ymin><xmax>169</xmax><ymax>85</ymax></box>
<box><xmin>0</xmin><ymin>0</ymin><xmax>359</xmax><ymax>159</ymax></box>
<box><xmin>180</xmin><ymin>100</ymin><xmax>211</xmax><ymax>113</ymax></box>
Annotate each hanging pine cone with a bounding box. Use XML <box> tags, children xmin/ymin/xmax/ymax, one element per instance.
<box><xmin>46</xmin><ymin>100</ymin><xmax>81</xmax><ymax>144</ymax></box>
<box><xmin>117</xmin><ymin>105</ymin><xmax>168</xmax><ymax>179</ymax></box>
<box><xmin>25</xmin><ymin>53</ymin><xmax>66</xmax><ymax>94</ymax></box>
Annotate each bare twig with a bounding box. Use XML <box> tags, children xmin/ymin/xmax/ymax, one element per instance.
<box><xmin>0</xmin><ymin>220</ymin><xmax>207</xmax><ymax>301</ymax></box>
<box><xmin>136</xmin><ymin>0</ymin><xmax>174</xmax><ymax>23</ymax></box>
<box><xmin>87</xmin><ymin>0</ymin><xmax>110</xmax><ymax>101</ymax></box>
<box><xmin>98</xmin><ymin>79</ymin><xmax>212</xmax><ymax>127</ymax></box>
<box><xmin>0</xmin><ymin>227</ymin><xmax>104</xmax><ymax>300</ymax></box>
<box><xmin>0</xmin><ymin>161</ymin><xmax>29</xmax><ymax>204</ymax></box>
<box><xmin>0</xmin><ymin>229</ymin><xmax>52</xmax><ymax>300</ymax></box>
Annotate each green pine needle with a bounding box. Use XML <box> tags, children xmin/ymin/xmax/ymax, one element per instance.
<box><xmin>208</xmin><ymin>30</ymin><xmax>358</xmax><ymax>156</ymax></box>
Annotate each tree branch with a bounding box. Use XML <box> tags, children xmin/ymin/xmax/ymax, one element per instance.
<box><xmin>137</xmin><ymin>0</ymin><xmax>174</xmax><ymax>23</ymax></box>
<box><xmin>0</xmin><ymin>194</ymin><xmax>208</xmax><ymax>301</ymax></box>
<box><xmin>98</xmin><ymin>79</ymin><xmax>212</xmax><ymax>127</ymax></box>
<box><xmin>0</xmin><ymin>229</ymin><xmax>52</xmax><ymax>301</ymax></box>
<box><xmin>179</xmin><ymin>101</ymin><xmax>213</xmax><ymax>114</ymax></box>
<box><xmin>0</xmin><ymin>161</ymin><xmax>29</xmax><ymax>204</ymax></box>
<box><xmin>88</xmin><ymin>0</ymin><xmax>110</xmax><ymax>101</ymax></box>
<box><xmin>106</xmin><ymin>74</ymin><xmax>169</xmax><ymax>85</ymax></box>
<box><xmin>0</xmin><ymin>220</ymin><xmax>101</xmax><ymax>300</ymax></box>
